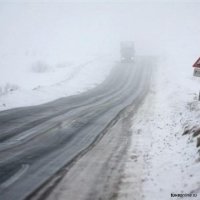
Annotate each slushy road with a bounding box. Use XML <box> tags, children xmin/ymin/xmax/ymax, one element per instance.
<box><xmin>0</xmin><ymin>57</ymin><xmax>153</xmax><ymax>200</ymax></box>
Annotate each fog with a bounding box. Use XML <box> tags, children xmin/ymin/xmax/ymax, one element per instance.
<box><xmin>0</xmin><ymin>1</ymin><xmax>200</xmax><ymax>75</ymax></box>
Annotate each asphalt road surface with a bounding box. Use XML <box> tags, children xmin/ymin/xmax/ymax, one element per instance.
<box><xmin>0</xmin><ymin>57</ymin><xmax>153</xmax><ymax>200</ymax></box>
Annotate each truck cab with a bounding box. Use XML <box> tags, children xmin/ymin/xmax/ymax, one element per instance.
<box><xmin>120</xmin><ymin>41</ymin><xmax>135</xmax><ymax>62</ymax></box>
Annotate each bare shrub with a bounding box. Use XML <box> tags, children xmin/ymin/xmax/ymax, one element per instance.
<box><xmin>31</xmin><ymin>61</ymin><xmax>49</xmax><ymax>73</ymax></box>
<box><xmin>0</xmin><ymin>83</ymin><xmax>19</xmax><ymax>96</ymax></box>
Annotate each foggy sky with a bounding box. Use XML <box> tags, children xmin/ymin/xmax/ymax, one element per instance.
<box><xmin>0</xmin><ymin>1</ymin><xmax>199</xmax><ymax>66</ymax></box>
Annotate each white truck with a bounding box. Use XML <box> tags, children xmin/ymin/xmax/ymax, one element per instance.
<box><xmin>120</xmin><ymin>41</ymin><xmax>135</xmax><ymax>62</ymax></box>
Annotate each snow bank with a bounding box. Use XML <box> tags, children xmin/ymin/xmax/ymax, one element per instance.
<box><xmin>117</xmin><ymin>57</ymin><xmax>200</xmax><ymax>200</ymax></box>
<box><xmin>0</xmin><ymin>57</ymin><xmax>114</xmax><ymax>111</ymax></box>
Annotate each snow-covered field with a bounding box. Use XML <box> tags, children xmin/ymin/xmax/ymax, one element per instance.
<box><xmin>0</xmin><ymin>2</ymin><xmax>118</xmax><ymax>111</ymax></box>
<box><xmin>0</xmin><ymin>56</ymin><xmax>114</xmax><ymax>111</ymax></box>
<box><xmin>117</xmin><ymin>57</ymin><xmax>200</xmax><ymax>200</ymax></box>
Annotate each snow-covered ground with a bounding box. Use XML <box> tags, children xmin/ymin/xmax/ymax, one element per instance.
<box><xmin>117</xmin><ymin>58</ymin><xmax>200</xmax><ymax>200</ymax></box>
<box><xmin>0</xmin><ymin>56</ymin><xmax>114</xmax><ymax>111</ymax></box>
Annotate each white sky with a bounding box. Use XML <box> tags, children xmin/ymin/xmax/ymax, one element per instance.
<box><xmin>0</xmin><ymin>0</ymin><xmax>200</xmax><ymax>2</ymax></box>
<box><xmin>0</xmin><ymin>1</ymin><xmax>199</xmax><ymax>65</ymax></box>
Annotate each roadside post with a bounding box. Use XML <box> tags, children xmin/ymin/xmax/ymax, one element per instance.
<box><xmin>193</xmin><ymin>57</ymin><xmax>200</xmax><ymax>100</ymax></box>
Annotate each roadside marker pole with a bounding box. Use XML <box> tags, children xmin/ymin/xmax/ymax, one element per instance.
<box><xmin>193</xmin><ymin>57</ymin><xmax>200</xmax><ymax>101</ymax></box>
<box><xmin>199</xmin><ymin>90</ymin><xmax>200</xmax><ymax>101</ymax></box>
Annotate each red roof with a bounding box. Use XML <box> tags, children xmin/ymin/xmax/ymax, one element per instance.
<box><xmin>193</xmin><ymin>57</ymin><xmax>200</xmax><ymax>68</ymax></box>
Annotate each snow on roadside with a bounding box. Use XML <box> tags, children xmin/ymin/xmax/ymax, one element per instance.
<box><xmin>117</xmin><ymin>59</ymin><xmax>200</xmax><ymax>200</ymax></box>
<box><xmin>0</xmin><ymin>57</ymin><xmax>114</xmax><ymax>111</ymax></box>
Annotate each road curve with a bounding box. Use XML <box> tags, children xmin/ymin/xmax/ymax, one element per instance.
<box><xmin>0</xmin><ymin>57</ymin><xmax>153</xmax><ymax>200</ymax></box>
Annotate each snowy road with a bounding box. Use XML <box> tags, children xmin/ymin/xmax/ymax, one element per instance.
<box><xmin>0</xmin><ymin>57</ymin><xmax>153</xmax><ymax>200</ymax></box>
